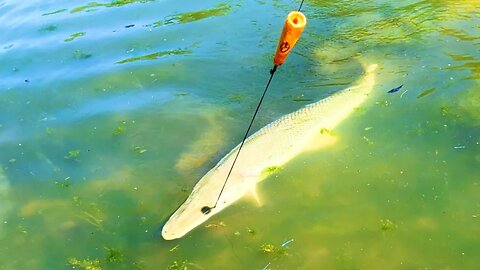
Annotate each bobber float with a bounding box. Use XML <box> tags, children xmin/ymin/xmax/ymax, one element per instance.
<box><xmin>273</xmin><ymin>11</ymin><xmax>307</xmax><ymax>68</ymax></box>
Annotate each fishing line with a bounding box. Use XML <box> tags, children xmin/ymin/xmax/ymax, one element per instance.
<box><xmin>201</xmin><ymin>67</ymin><xmax>278</xmax><ymax>215</ymax></box>
<box><xmin>201</xmin><ymin>1</ymin><xmax>307</xmax><ymax>215</ymax></box>
<box><xmin>298</xmin><ymin>0</ymin><xmax>305</xmax><ymax>11</ymax></box>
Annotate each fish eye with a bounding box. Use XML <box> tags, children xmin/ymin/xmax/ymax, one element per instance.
<box><xmin>201</xmin><ymin>206</ymin><xmax>211</xmax><ymax>215</ymax></box>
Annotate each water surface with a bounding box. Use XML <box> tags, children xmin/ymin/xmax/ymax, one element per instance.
<box><xmin>0</xmin><ymin>0</ymin><xmax>479</xmax><ymax>269</ymax></box>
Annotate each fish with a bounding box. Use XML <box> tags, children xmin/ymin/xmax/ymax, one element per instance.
<box><xmin>162</xmin><ymin>63</ymin><xmax>378</xmax><ymax>240</ymax></box>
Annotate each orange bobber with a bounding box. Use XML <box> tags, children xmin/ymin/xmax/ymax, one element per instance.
<box><xmin>273</xmin><ymin>11</ymin><xmax>307</xmax><ymax>67</ymax></box>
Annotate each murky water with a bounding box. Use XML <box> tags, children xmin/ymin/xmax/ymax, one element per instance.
<box><xmin>1</xmin><ymin>0</ymin><xmax>479</xmax><ymax>269</ymax></box>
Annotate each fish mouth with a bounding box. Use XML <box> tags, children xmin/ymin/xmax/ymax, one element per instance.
<box><xmin>161</xmin><ymin>229</ymin><xmax>177</xmax><ymax>240</ymax></box>
<box><xmin>161</xmin><ymin>219</ymin><xmax>182</xmax><ymax>240</ymax></box>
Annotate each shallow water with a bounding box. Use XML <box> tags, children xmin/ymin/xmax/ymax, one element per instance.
<box><xmin>1</xmin><ymin>0</ymin><xmax>479</xmax><ymax>269</ymax></box>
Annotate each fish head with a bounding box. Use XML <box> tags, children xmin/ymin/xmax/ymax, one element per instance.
<box><xmin>161</xmin><ymin>172</ymin><xmax>224</xmax><ymax>240</ymax></box>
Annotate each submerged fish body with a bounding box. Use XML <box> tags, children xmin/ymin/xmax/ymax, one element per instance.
<box><xmin>162</xmin><ymin>64</ymin><xmax>378</xmax><ymax>240</ymax></box>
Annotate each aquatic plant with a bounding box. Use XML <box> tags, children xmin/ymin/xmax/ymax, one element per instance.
<box><xmin>71</xmin><ymin>0</ymin><xmax>154</xmax><ymax>13</ymax></box>
<box><xmin>147</xmin><ymin>3</ymin><xmax>232</xmax><ymax>28</ymax></box>
<box><xmin>112</xmin><ymin>121</ymin><xmax>127</xmax><ymax>136</ymax></box>
<box><xmin>65</xmin><ymin>149</ymin><xmax>81</xmax><ymax>159</ymax></box>
<box><xmin>64</xmin><ymin>32</ymin><xmax>86</xmax><ymax>42</ymax></box>
<box><xmin>261</xmin><ymin>166</ymin><xmax>283</xmax><ymax>178</ymax></box>
<box><xmin>104</xmin><ymin>247</ymin><xmax>124</xmax><ymax>263</ymax></box>
<box><xmin>68</xmin><ymin>257</ymin><xmax>102</xmax><ymax>270</ymax></box>
<box><xmin>380</xmin><ymin>219</ymin><xmax>397</xmax><ymax>231</ymax></box>
<box><xmin>260</xmin><ymin>243</ymin><xmax>288</xmax><ymax>257</ymax></box>
<box><xmin>116</xmin><ymin>49</ymin><xmax>192</xmax><ymax>64</ymax></box>
<box><xmin>417</xmin><ymin>88</ymin><xmax>436</xmax><ymax>99</ymax></box>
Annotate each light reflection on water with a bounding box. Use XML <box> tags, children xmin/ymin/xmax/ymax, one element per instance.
<box><xmin>0</xmin><ymin>0</ymin><xmax>479</xmax><ymax>269</ymax></box>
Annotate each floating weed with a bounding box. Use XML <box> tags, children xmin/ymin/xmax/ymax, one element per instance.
<box><xmin>380</xmin><ymin>219</ymin><xmax>397</xmax><ymax>231</ymax></box>
<box><xmin>64</xmin><ymin>32</ymin><xmax>86</xmax><ymax>42</ymax></box>
<box><xmin>68</xmin><ymin>257</ymin><xmax>102</xmax><ymax>270</ymax></box>
<box><xmin>112</xmin><ymin>121</ymin><xmax>127</xmax><ymax>136</ymax></box>
<box><xmin>260</xmin><ymin>243</ymin><xmax>288</xmax><ymax>257</ymax></box>
<box><xmin>260</xmin><ymin>244</ymin><xmax>275</xmax><ymax>254</ymax></box>
<box><xmin>42</xmin><ymin>8</ymin><xmax>67</xmax><ymax>16</ymax></box>
<box><xmin>417</xmin><ymin>87</ymin><xmax>436</xmax><ymax>99</ymax></box>
<box><xmin>165</xmin><ymin>3</ymin><xmax>231</xmax><ymax>24</ymax></box>
<box><xmin>320</xmin><ymin>128</ymin><xmax>332</xmax><ymax>135</ymax></box>
<box><xmin>261</xmin><ymin>166</ymin><xmax>282</xmax><ymax>178</ymax></box>
<box><xmin>204</xmin><ymin>221</ymin><xmax>226</xmax><ymax>228</ymax></box>
<box><xmin>116</xmin><ymin>49</ymin><xmax>192</xmax><ymax>64</ymax></box>
<box><xmin>65</xmin><ymin>149</ymin><xmax>80</xmax><ymax>159</ymax></box>
<box><xmin>71</xmin><ymin>0</ymin><xmax>155</xmax><ymax>13</ymax></box>
<box><xmin>104</xmin><ymin>247</ymin><xmax>124</xmax><ymax>263</ymax></box>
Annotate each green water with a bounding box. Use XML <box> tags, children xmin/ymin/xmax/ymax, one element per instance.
<box><xmin>1</xmin><ymin>0</ymin><xmax>479</xmax><ymax>269</ymax></box>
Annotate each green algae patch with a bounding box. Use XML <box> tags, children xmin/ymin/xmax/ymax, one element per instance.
<box><xmin>147</xmin><ymin>3</ymin><xmax>232</xmax><ymax>28</ymax></box>
<box><xmin>112</xmin><ymin>121</ymin><xmax>127</xmax><ymax>136</ymax></box>
<box><xmin>261</xmin><ymin>166</ymin><xmax>283</xmax><ymax>178</ymax></box>
<box><xmin>71</xmin><ymin>0</ymin><xmax>154</xmax><ymax>13</ymax></box>
<box><xmin>64</xmin><ymin>32</ymin><xmax>86</xmax><ymax>42</ymax></box>
<box><xmin>105</xmin><ymin>247</ymin><xmax>124</xmax><ymax>263</ymax></box>
<box><xmin>116</xmin><ymin>49</ymin><xmax>192</xmax><ymax>64</ymax></box>
<box><xmin>68</xmin><ymin>258</ymin><xmax>102</xmax><ymax>270</ymax></box>
<box><xmin>260</xmin><ymin>243</ymin><xmax>289</xmax><ymax>257</ymax></box>
<box><xmin>65</xmin><ymin>149</ymin><xmax>80</xmax><ymax>159</ymax></box>
<box><xmin>380</xmin><ymin>219</ymin><xmax>397</xmax><ymax>231</ymax></box>
<box><xmin>167</xmin><ymin>4</ymin><xmax>231</xmax><ymax>24</ymax></box>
